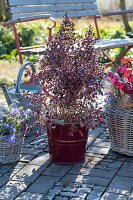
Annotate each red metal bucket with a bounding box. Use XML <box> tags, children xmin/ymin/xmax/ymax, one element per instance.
<box><xmin>47</xmin><ymin>124</ymin><xmax>88</xmax><ymax>165</ymax></box>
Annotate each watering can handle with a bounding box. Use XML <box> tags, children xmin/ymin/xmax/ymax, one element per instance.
<box><xmin>15</xmin><ymin>62</ymin><xmax>38</xmax><ymax>93</ymax></box>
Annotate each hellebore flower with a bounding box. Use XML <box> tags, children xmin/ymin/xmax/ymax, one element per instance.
<box><xmin>122</xmin><ymin>83</ymin><xmax>133</xmax><ymax>94</ymax></box>
<box><xmin>107</xmin><ymin>71</ymin><xmax>114</xmax><ymax>79</ymax></box>
<box><xmin>116</xmin><ymin>81</ymin><xmax>123</xmax><ymax>90</ymax></box>
<box><xmin>123</xmin><ymin>68</ymin><xmax>133</xmax><ymax>83</ymax></box>
<box><xmin>117</xmin><ymin>66</ymin><xmax>126</xmax><ymax>77</ymax></box>
<box><xmin>111</xmin><ymin>74</ymin><xmax>121</xmax><ymax>86</ymax></box>
<box><xmin>121</xmin><ymin>58</ymin><xmax>132</xmax><ymax>68</ymax></box>
<box><xmin>118</xmin><ymin>83</ymin><xmax>123</xmax><ymax>90</ymax></box>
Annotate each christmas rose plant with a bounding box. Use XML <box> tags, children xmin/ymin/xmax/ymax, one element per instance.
<box><xmin>27</xmin><ymin>13</ymin><xmax>105</xmax><ymax>134</ymax></box>
<box><xmin>106</xmin><ymin>57</ymin><xmax>133</xmax><ymax>109</ymax></box>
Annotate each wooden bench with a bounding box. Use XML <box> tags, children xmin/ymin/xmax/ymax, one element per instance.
<box><xmin>3</xmin><ymin>0</ymin><xmax>133</xmax><ymax>67</ymax></box>
<box><xmin>3</xmin><ymin>0</ymin><xmax>56</xmax><ymax>64</ymax></box>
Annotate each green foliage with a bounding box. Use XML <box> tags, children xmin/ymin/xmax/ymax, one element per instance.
<box><xmin>99</xmin><ymin>23</ymin><xmax>133</xmax><ymax>65</ymax></box>
<box><xmin>0</xmin><ymin>20</ymin><xmax>57</xmax><ymax>61</ymax></box>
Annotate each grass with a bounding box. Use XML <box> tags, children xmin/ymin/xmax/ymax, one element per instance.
<box><xmin>0</xmin><ymin>60</ymin><xmax>20</xmax><ymax>82</ymax></box>
<box><xmin>0</xmin><ymin>60</ymin><xmax>19</xmax><ymax>100</ymax></box>
<box><xmin>0</xmin><ymin>60</ymin><xmax>40</xmax><ymax>100</ymax></box>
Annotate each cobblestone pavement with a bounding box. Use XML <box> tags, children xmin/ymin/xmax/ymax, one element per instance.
<box><xmin>0</xmin><ymin>96</ymin><xmax>133</xmax><ymax>200</ymax></box>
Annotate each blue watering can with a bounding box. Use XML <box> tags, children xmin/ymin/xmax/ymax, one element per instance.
<box><xmin>1</xmin><ymin>62</ymin><xmax>42</xmax><ymax>109</ymax></box>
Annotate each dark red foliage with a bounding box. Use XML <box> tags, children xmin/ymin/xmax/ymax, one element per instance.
<box><xmin>30</xmin><ymin>13</ymin><xmax>104</xmax><ymax>132</ymax></box>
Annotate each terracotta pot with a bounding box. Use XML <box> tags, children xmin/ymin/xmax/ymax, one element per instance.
<box><xmin>46</xmin><ymin>123</ymin><xmax>88</xmax><ymax>165</ymax></box>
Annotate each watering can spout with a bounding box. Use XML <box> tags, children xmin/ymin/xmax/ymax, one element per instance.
<box><xmin>1</xmin><ymin>84</ymin><xmax>12</xmax><ymax>105</ymax></box>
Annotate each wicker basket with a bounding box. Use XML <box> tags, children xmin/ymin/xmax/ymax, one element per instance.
<box><xmin>106</xmin><ymin>106</ymin><xmax>133</xmax><ymax>156</ymax></box>
<box><xmin>0</xmin><ymin>132</ymin><xmax>25</xmax><ymax>164</ymax></box>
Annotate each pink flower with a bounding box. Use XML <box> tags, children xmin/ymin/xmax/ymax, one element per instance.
<box><xmin>123</xmin><ymin>68</ymin><xmax>133</xmax><ymax>83</ymax></box>
<box><xmin>122</xmin><ymin>83</ymin><xmax>133</xmax><ymax>94</ymax></box>
<box><xmin>123</xmin><ymin>68</ymin><xmax>132</xmax><ymax>79</ymax></box>
<box><xmin>121</xmin><ymin>58</ymin><xmax>132</xmax><ymax>68</ymax></box>
<box><xmin>111</xmin><ymin>74</ymin><xmax>121</xmax><ymax>86</ymax></box>
<box><xmin>116</xmin><ymin>81</ymin><xmax>123</xmax><ymax>90</ymax></box>
<box><xmin>117</xmin><ymin>66</ymin><xmax>126</xmax><ymax>77</ymax></box>
<box><xmin>107</xmin><ymin>71</ymin><xmax>114</xmax><ymax>79</ymax></box>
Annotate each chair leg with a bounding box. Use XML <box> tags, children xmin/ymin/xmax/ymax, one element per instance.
<box><xmin>102</xmin><ymin>51</ymin><xmax>119</xmax><ymax>68</ymax></box>
<box><xmin>47</xmin><ymin>17</ymin><xmax>56</xmax><ymax>42</ymax></box>
<box><xmin>13</xmin><ymin>24</ymin><xmax>23</xmax><ymax>65</ymax></box>
<box><xmin>103</xmin><ymin>46</ymin><xmax>133</xmax><ymax>68</ymax></box>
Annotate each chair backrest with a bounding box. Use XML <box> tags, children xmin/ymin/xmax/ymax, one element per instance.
<box><xmin>7</xmin><ymin>0</ymin><xmax>99</xmax><ymax>20</ymax></box>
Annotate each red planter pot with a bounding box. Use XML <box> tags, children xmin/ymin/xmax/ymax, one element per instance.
<box><xmin>47</xmin><ymin>123</ymin><xmax>88</xmax><ymax>165</ymax></box>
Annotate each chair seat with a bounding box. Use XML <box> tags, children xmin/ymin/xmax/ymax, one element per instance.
<box><xmin>20</xmin><ymin>47</ymin><xmax>46</xmax><ymax>55</ymax></box>
<box><xmin>21</xmin><ymin>38</ymin><xmax>133</xmax><ymax>55</ymax></box>
<box><xmin>94</xmin><ymin>38</ymin><xmax>133</xmax><ymax>50</ymax></box>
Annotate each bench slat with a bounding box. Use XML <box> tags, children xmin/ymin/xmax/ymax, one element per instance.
<box><xmin>10</xmin><ymin>10</ymin><xmax>99</xmax><ymax>20</ymax></box>
<box><xmin>6</xmin><ymin>14</ymin><xmax>51</xmax><ymax>24</ymax></box>
<box><xmin>20</xmin><ymin>48</ymin><xmax>46</xmax><ymax>55</ymax></box>
<box><xmin>94</xmin><ymin>39</ymin><xmax>133</xmax><ymax>50</ymax></box>
<box><xmin>10</xmin><ymin>4</ymin><xmax>98</xmax><ymax>14</ymax></box>
<box><xmin>102</xmin><ymin>9</ymin><xmax>133</xmax><ymax>16</ymax></box>
<box><xmin>8</xmin><ymin>0</ymin><xmax>97</xmax><ymax>6</ymax></box>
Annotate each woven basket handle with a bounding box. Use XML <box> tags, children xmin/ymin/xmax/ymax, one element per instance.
<box><xmin>15</xmin><ymin>62</ymin><xmax>38</xmax><ymax>93</ymax></box>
